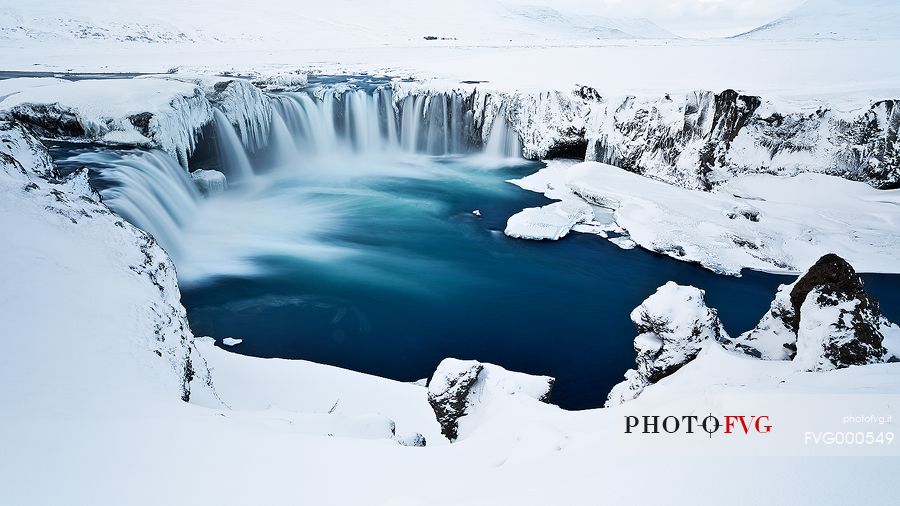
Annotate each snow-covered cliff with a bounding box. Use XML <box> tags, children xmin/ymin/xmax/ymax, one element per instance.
<box><xmin>0</xmin><ymin>118</ymin><xmax>216</xmax><ymax>405</ymax></box>
<box><xmin>0</xmin><ymin>75</ymin><xmax>272</xmax><ymax>167</ymax></box>
<box><xmin>610</xmin><ymin>254</ymin><xmax>900</xmax><ymax>405</ymax></box>
<box><xmin>492</xmin><ymin>86</ymin><xmax>900</xmax><ymax>190</ymax></box>
<box><xmin>606</xmin><ymin>282</ymin><xmax>728</xmax><ymax>406</ymax></box>
<box><xmin>727</xmin><ymin>253</ymin><xmax>900</xmax><ymax>368</ymax></box>
<box><xmin>1</xmin><ymin>74</ymin><xmax>897</xmax><ymax>194</ymax></box>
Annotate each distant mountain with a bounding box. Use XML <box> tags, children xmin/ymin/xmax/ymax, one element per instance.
<box><xmin>504</xmin><ymin>5</ymin><xmax>676</xmax><ymax>40</ymax></box>
<box><xmin>0</xmin><ymin>0</ymin><xmax>676</xmax><ymax>48</ymax></box>
<box><xmin>734</xmin><ymin>0</ymin><xmax>900</xmax><ymax>40</ymax></box>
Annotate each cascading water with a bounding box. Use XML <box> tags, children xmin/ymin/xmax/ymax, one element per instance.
<box><xmin>213</xmin><ymin>109</ymin><xmax>255</xmax><ymax>180</ymax></box>
<box><xmin>484</xmin><ymin>108</ymin><xmax>523</xmax><ymax>159</ymax></box>
<box><xmin>65</xmin><ymin>149</ymin><xmax>200</xmax><ymax>259</ymax></box>
<box><xmin>268</xmin><ymin>108</ymin><xmax>298</xmax><ymax>166</ymax></box>
<box><xmin>62</xmin><ymin>83</ymin><xmax>525</xmax><ymax>280</ymax></box>
<box><xmin>271</xmin><ymin>87</ymin><xmax>491</xmax><ymax>157</ymax></box>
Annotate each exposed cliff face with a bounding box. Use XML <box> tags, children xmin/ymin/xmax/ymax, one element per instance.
<box><xmin>2</xmin><ymin>75</ymin><xmax>897</xmax><ymax>190</ymax></box>
<box><xmin>0</xmin><ymin>118</ymin><xmax>216</xmax><ymax>403</ymax></box>
<box><xmin>491</xmin><ymin>86</ymin><xmax>900</xmax><ymax>190</ymax></box>
<box><xmin>606</xmin><ymin>282</ymin><xmax>728</xmax><ymax>406</ymax></box>
<box><xmin>610</xmin><ymin>256</ymin><xmax>899</xmax><ymax>405</ymax></box>
<box><xmin>0</xmin><ymin>76</ymin><xmax>272</xmax><ymax>167</ymax></box>
<box><xmin>427</xmin><ymin>358</ymin><xmax>554</xmax><ymax>441</ymax></box>
<box><xmin>729</xmin><ymin>254</ymin><xmax>898</xmax><ymax>370</ymax></box>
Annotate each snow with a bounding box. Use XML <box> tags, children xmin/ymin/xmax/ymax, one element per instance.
<box><xmin>191</xmin><ymin>168</ymin><xmax>227</xmax><ymax>197</ymax></box>
<box><xmin>735</xmin><ymin>0</ymin><xmax>900</xmax><ymax>41</ymax></box>
<box><xmin>794</xmin><ymin>292</ymin><xmax>860</xmax><ymax>372</ymax></box>
<box><xmin>608</xmin><ymin>282</ymin><xmax>727</xmax><ymax>406</ymax></box>
<box><xmin>0</xmin><ymin>76</ymin><xmax>211</xmax><ymax>164</ymax></box>
<box><xmin>508</xmin><ymin>160</ymin><xmax>900</xmax><ymax>275</ymax></box>
<box><xmin>1</xmin><ymin>1</ymin><xmax>899</xmax><ymax>104</ymax></box>
<box><xmin>220</xmin><ymin>337</ymin><xmax>241</xmax><ymax>346</ymax></box>
<box><xmin>2</xmin><ymin>1</ymin><xmax>900</xmax><ymax>502</ymax></box>
<box><xmin>504</xmin><ymin>199</ymin><xmax>593</xmax><ymax>240</ymax></box>
<box><xmin>3</xmin><ymin>122</ymin><xmax>900</xmax><ymax>501</ymax></box>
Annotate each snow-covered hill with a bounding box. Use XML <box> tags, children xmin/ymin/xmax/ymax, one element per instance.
<box><xmin>735</xmin><ymin>0</ymin><xmax>900</xmax><ymax>40</ymax></box>
<box><xmin>0</xmin><ymin>0</ymin><xmax>672</xmax><ymax>48</ymax></box>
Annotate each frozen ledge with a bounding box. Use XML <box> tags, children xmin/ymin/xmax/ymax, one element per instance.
<box><xmin>507</xmin><ymin>160</ymin><xmax>900</xmax><ymax>276</ymax></box>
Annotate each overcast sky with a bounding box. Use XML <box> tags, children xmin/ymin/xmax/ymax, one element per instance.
<box><xmin>505</xmin><ymin>0</ymin><xmax>809</xmax><ymax>38</ymax></box>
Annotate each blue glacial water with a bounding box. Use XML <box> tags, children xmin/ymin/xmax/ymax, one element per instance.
<box><xmin>46</xmin><ymin>79</ymin><xmax>900</xmax><ymax>410</ymax></box>
<box><xmin>167</xmin><ymin>155</ymin><xmax>898</xmax><ymax>410</ymax></box>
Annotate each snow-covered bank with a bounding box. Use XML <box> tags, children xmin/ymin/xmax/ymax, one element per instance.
<box><xmin>607</xmin><ymin>257</ymin><xmax>900</xmax><ymax>406</ymax></box>
<box><xmin>473</xmin><ymin>86</ymin><xmax>900</xmax><ymax>190</ymax></box>
<box><xmin>0</xmin><ymin>75</ymin><xmax>271</xmax><ymax>167</ymax></box>
<box><xmin>3</xmin><ymin>117</ymin><xmax>900</xmax><ymax>506</ymax></box>
<box><xmin>508</xmin><ymin>160</ymin><xmax>900</xmax><ymax>275</ymax></box>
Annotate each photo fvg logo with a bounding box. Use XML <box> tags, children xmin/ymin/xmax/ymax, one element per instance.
<box><xmin>625</xmin><ymin>414</ymin><xmax>772</xmax><ymax>438</ymax></box>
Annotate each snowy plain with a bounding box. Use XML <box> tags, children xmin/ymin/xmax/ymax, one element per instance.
<box><xmin>2</xmin><ymin>0</ymin><xmax>900</xmax><ymax>503</ymax></box>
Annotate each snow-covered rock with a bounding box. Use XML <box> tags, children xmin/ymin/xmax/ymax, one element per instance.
<box><xmin>607</xmin><ymin>282</ymin><xmax>728</xmax><ymax>406</ymax></box>
<box><xmin>0</xmin><ymin>118</ymin><xmax>216</xmax><ymax>405</ymax></box>
<box><xmin>191</xmin><ymin>168</ymin><xmax>227</xmax><ymax>197</ymax></box>
<box><xmin>0</xmin><ymin>75</ymin><xmax>275</xmax><ymax>166</ymax></box>
<box><xmin>487</xmin><ymin>86</ymin><xmax>900</xmax><ymax>190</ymax></box>
<box><xmin>251</xmin><ymin>70</ymin><xmax>309</xmax><ymax>92</ymax></box>
<box><xmin>427</xmin><ymin>358</ymin><xmax>554</xmax><ymax>441</ymax></box>
<box><xmin>731</xmin><ymin>254</ymin><xmax>898</xmax><ymax>370</ymax></box>
<box><xmin>0</xmin><ymin>77</ymin><xmax>212</xmax><ymax>167</ymax></box>
<box><xmin>509</xmin><ymin>160</ymin><xmax>900</xmax><ymax>275</ymax></box>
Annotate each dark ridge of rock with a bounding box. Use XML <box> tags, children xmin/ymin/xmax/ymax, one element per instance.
<box><xmin>9</xmin><ymin>103</ymin><xmax>86</xmax><ymax>139</ymax></box>
<box><xmin>128</xmin><ymin>111</ymin><xmax>154</xmax><ymax>137</ymax></box>
<box><xmin>732</xmin><ymin>253</ymin><xmax>892</xmax><ymax>369</ymax></box>
<box><xmin>426</xmin><ymin>359</ymin><xmax>555</xmax><ymax>441</ymax></box>
<box><xmin>544</xmin><ymin>137</ymin><xmax>588</xmax><ymax>160</ymax></box>
<box><xmin>790</xmin><ymin>254</ymin><xmax>887</xmax><ymax>368</ymax></box>
<box><xmin>426</xmin><ymin>361</ymin><xmax>483</xmax><ymax>442</ymax></box>
<box><xmin>787</xmin><ymin>254</ymin><xmax>870</xmax><ymax>333</ymax></box>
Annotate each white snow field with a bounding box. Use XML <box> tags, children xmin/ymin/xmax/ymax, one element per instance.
<box><xmin>0</xmin><ymin>0</ymin><xmax>898</xmax><ymax>103</ymax></box>
<box><xmin>2</xmin><ymin>113</ymin><xmax>900</xmax><ymax>505</ymax></box>
<box><xmin>507</xmin><ymin>160</ymin><xmax>900</xmax><ymax>275</ymax></box>
<box><xmin>2</xmin><ymin>0</ymin><xmax>900</xmax><ymax>503</ymax></box>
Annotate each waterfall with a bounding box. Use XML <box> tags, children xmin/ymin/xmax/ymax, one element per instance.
<box><xmin>400</xmin><ymin>95</ymin><xmax>425</xmax><ymax>152</ymax></box>
<box><xmin>271</xmin><ymin>88</ymin><xmax>477</xmax><ymax>156</ymax></box>
<box><xmin>485</xmin><ymin>108</ymin><xmax>523</xmax><ymax>159</ymax></box>
<box><xmin>86</xmin><ymin>150</ymin><xmax>200</xmax><ymax>259</ymax></box>
<box><xmin>268</xmin><ymin>108</ymin><xmax>298</xmax><ymax>167</ymax></box>
<box><xmin>213</xmin><ymin>109</ymin><xmax>254</xmax><ymax>180</ymax></box>
<box><xmin>61</xmin><ymin>85</ymin><xmax>525</xmax><ymax>275</ymax></box>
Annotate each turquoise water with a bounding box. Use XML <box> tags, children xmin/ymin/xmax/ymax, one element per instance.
<box><xmin>50</xmin><ymin>145</ymin><xmax>900</xmax><ymax>411</ymax></box>
<box><xmin>172</xmin><ymin>154</ymin><xmax>838</xmax><ymax>410</ymax></box>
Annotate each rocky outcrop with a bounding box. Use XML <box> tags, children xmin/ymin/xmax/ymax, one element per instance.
<box><xmin>0</xmin><ymin>75</ymin><xmax>273</xmax><ymax>167</ymax></box>
<box><xmin>606</xmin><ymin>282</ymin><xmax>728</xmax><ymax>406</ymax></box>
<box><xmin>730</xmin><ymin>254</ymin><xmax>898</xmax><ymax>370</ymax></box>
<box><xmin>427</xmin><ymin>358</ymin><xmax>554</xmax><ymax>441</ymax></box>
<box><xmin>472</xmin><ymin>85</ymin><xmax>900</xmax><ymax>190</ymax></box>
<box><xmin>427</xmin><ymin>359</ymin><xmax>483</xmax><ymax>441</ymax></box>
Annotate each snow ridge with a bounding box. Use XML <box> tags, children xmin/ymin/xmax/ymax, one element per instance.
<box><xmin>0</xmin><ymin>119</ymin><xmax>217</xmax><ymax>404</ymax></box>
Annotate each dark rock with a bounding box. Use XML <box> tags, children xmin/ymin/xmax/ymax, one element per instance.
<box><xmin>426</xmin><ymin>361</ymin><xmax>483</xmax><ymax>441</ymax></box>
